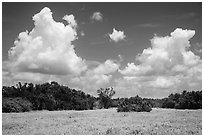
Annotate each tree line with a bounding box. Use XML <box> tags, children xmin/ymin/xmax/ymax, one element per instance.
<box><xmin>2</xmin><ymin>81</ymin><xmax>202</xmax><ymax>113</ymax></box>
<box><xmin>3</xmin><ymin>81</ymin><xmax>95</xmax><ymax>112</ymax></box>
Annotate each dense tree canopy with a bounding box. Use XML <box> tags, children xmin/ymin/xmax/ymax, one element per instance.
<box><xmin>161</xmin><ymin>90</ymin><xmax>202</xmax><ymax>109</ymax></box>
<box><xmin>3</xmin><ymin>81</ymin><xmax>96</xmax><ymax>112</ymax></box>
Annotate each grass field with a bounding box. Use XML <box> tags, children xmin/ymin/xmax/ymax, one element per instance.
<box><xmin>2</xmin><ymin>108</ymin><xmax>202</xmax><ymax>135</ymax></box>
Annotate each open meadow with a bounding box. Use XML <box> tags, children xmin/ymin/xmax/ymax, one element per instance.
<box><xmin>2</xmin><ymin>108</ymin><xmax>202</xmax><ymax>135</ymax></box>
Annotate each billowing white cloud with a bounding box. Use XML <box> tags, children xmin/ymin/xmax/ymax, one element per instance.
<box><xmin>149</xmin><ymin>76</ymin><xmax>176</xmax><ymax>88</ymax></box>
<box><xmin>119</xmin><ymin>28</ymin><xmax>200</xmax><ymax>76</ymax></box>
<box><xmin>117</xmin><ymin>28</ymin><xmax>202</xmax><ymax>97</ymax></box>
<box><xmin>90</xmin><ymin>12</ymin><xmax>103</xmax><ymax>21</ymax></box>
<box><xmin>70</xmin><ymin>60</ymin><xmax>120</xmax><ymax>95</ymax></box>
<box><xmin>109</xmin><ymin>28</ymin><xmax>126</xmax><ymax>42</ymax></box>
<box><xmin>119</xmin><ymin>62</ymin><xmax>153</xmax><ymax>76</ymax></box>
<box><xmin>93</xmin><ymin>60</ymin><xmax>119</xmax><ymax>74</ymax></box>
<box><xmin>6</xmin><ymin>7</ymin><xmax>87</xmax><ymax>77</ymax></box>
<box><xmin>3</xmin><ymin>7</ymin><xmax>121</xmax><ymax>96</ymax></box>
<box><xmin>63</xmin><ymin>14</ymin><xmax>77</xmax><ymax>28</ymax></box>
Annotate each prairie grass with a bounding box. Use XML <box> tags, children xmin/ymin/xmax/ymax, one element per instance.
<box><xmin>2</xmin><ymin>108</ymin><xmax>202</xmax><ymax>135</ymax></box>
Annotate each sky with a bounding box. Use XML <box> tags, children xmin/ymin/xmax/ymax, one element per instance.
<box><xmin>2</xmin><ymin>2</ymin><xmax>202</xmax><ymax>98</ymax></box>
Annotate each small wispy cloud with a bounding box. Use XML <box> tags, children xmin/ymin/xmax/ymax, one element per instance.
<box><xmin>80</xmin><ymin>4</ymin><xmax>86</xmax><ymax>11</ymax></box>
<box><xmin>90</xmin><ymin>12</ymin><xmax>103</xmax><ymax>22</ymax></box>
<box><xmin>180</xmin><ymin>12</ymin><xmax>196</xmax><ymax>19</ymax></box>
<box><xmin>158</xmin><ymin>12</ymin><xmax>197</xmax><ymax>20</ymax></box>
<box><xmin>138</xmin><ymin>23</ymin><xmax>161</xmax><ymax>28</ymax></box>
<box><xmin>118</xmin><ymin>54</ymin><xmax>124</xmax><ymax>62</ymax></box>
<box><xmin>80</xmin><ymin>31</ymin><xmax>85</xmax><ymax>36</ymax></box>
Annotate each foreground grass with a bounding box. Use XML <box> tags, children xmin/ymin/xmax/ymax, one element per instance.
<box><xmin>2</xmin><ymin>108</ymin><xmax>202</xmax><ymax>135</ymax></box>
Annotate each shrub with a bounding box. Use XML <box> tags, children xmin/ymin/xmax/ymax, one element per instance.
<box><xmin>2</xmin><ymin>97</ymin><xmax>33</xmax><ymax>113</ymax></box>
<box><xmin>117</xmin><ymin>96</ymin><xmax>152</xmax><ymax>112</ymax></box>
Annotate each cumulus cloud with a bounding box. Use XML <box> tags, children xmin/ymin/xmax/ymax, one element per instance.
<box><xmin>63</xmin><ymin>14</ymin><xmax>77</xmax><ymax>28</ymax></box>
<box><xmin>3</xmin><ymin>7</ymin><xmax>121</xmax><ymax>96</ymax></box>
<box><xmin>6</xmin><ymin>7</ymin><xmax>87</xmax><ymax>77</ymax></box>
<box><xmin>117</xmin><ymin>28</ymin><xmax>202</xmax><ymax>97</ymax></box>
<box><xmin>108</xmin><ymin>28</ymin><xmax>126</xmax><ymax>42</ymax></box>
<box><xmin>119</xmin><ymin>63</ymin><xmax>153</xmax><ymax>76</ymax></box>
<box><xmin>119</xmin><ymin>28</ymin><xmax>200</xmax><ymax>76</ymax></box>
<box><xmin>70</xmin><ymin>60</ymin><xmax>120</xmax><ymax>95</ymax></box>
<box><xmin>93</xmin><ymin>60</ymin><xmax>119</xmax><ymax>74</ymax></box>
<box><xmin>90</xmin><ymin>12</ymin><xmax>103</xmax><ymax>21</ymax></box>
